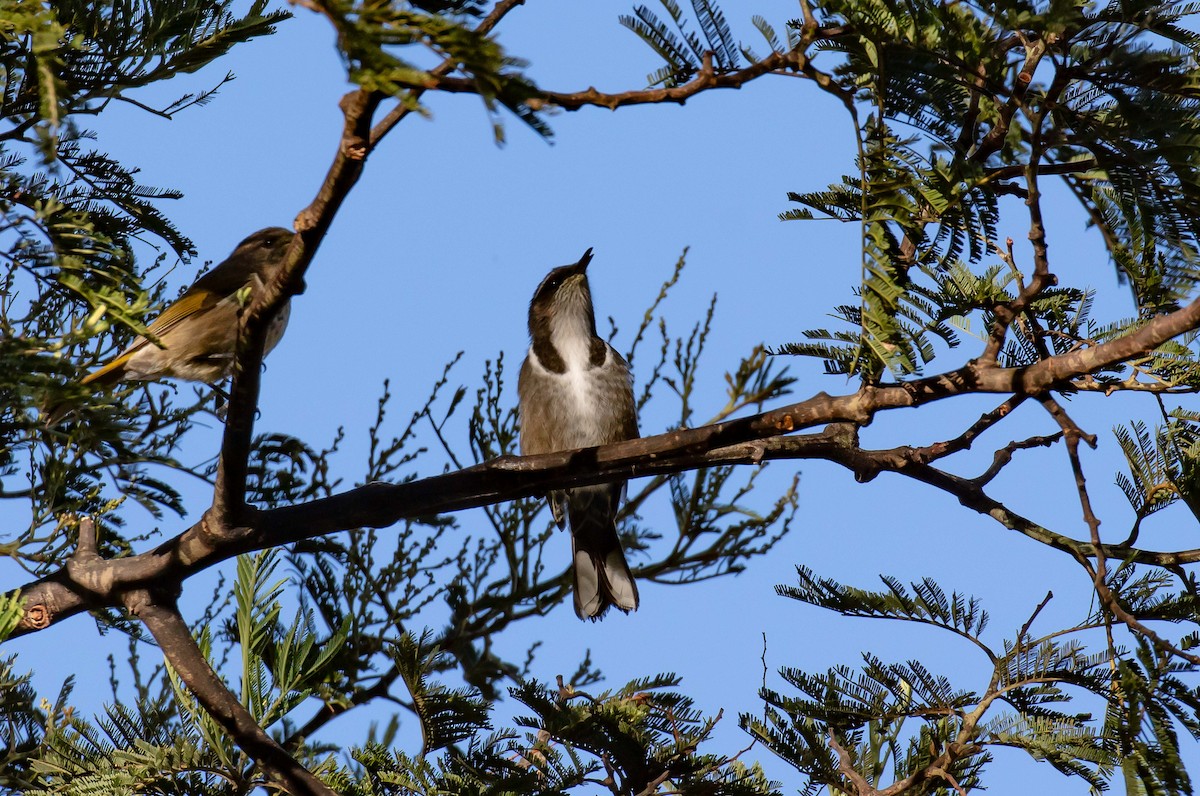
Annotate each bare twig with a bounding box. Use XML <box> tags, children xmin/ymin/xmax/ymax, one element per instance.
<box><xmin>283</xmin><ymin>669</ymin><xmax>400</xmax><ymax>751</ymax></box>
<box><xmin>391</xmin><ymin>46</ymin><xmax>813</xmax><ymax>113</ymax></box>
<box><xmin>1065</xmin><ymin>425</ymin><xmax>1200</xmax><ymax>666</ymax></box>
<box><xmin>973</xmin><ymin>431</ymin><xmax>1062</xmax><ymax>486</ymax></box>
<box><xmin>1016</xmin><ymin>590</ymin><xmax>1054</xmax><ymax>648</ymax></box>
<box><xmin>909</xmin><ymin>394</ymin><xmax>1028</xmax><ymax>464</ymax></box>
<box><xmin>1038</xmin><ymin>394</ymin><xmax>1096</xmax><ymax>448</ymax></box>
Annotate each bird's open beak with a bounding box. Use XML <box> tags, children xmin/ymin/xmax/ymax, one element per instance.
<box><xmin>576</xmin><ymin>247</ymin><xmax>594</xmax><ymax>272</ymax></box>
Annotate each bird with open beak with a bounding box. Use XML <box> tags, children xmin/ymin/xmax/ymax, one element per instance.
<box><xmin>518</xmin><ymin>248</ymin><xmax>640</xmax><ymax>620</ymax></box>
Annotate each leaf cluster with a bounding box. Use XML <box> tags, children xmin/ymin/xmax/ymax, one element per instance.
<box><xmin>0</xmin><ymin>0</ymin><xmax>288</xmax><ymax>568</ymax></box>
<box><xmin>316</xmin><ymin>0</ymin><xmax>549</xmax><ymax>141</ymax></box>
<box><xmin>621</xmin><ymin>0</ymin><xmax>741</xmax><ymax>87</ymax></box>
<box><xmin>22</xmin><ymin>552</ymin><xmax>779</xmax><ymax>796</ymax></box>
<box><xmin>745</xmin><ymin>567</ymin><xmax>1187</xmax><ymax>794</ymax></box>
<box><xmin>626</xmin><ymin>0</ymin><xmax>1200</xmax><ymax>382</ymax></box>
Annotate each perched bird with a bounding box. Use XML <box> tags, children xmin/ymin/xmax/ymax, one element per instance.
<box><xmin>79</xmin><ymin>226</ymin><xmax>295</xmax><ymax>389</ymax></box>
<box><xmin>518</xmin><ymin>248</ymin><xmax>640</xmax><ymax>620</ymax></box>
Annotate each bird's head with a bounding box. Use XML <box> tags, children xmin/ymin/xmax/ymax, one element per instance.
<box><xmin>528</xmin><ymin>248</ymin><xmax>596</xmax><ymax>337</ymax></box>
<box><xmin>232</xmin><ymin>226</ymin><xmax>295</xmax><ymax>273</ymax></box>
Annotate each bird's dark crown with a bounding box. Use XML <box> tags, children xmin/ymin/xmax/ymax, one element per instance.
<box><xmin>526</xmin><ymin>248</ymin><xmax>605</xmax><ymax>370</ymax></box>
<box><xmin>530</xmin><ymin>247</ymin><xmax>594</xmax><ymax>307</ymax></box>
<box><xmin>236</xmin><ymin>227</ymin><xmax>294</xmax><ymax>254</ymax></box>
<box><xmin>527</xmin><ymin>247</ymin><xmax>599</xmax><ymax>344</ymax></box>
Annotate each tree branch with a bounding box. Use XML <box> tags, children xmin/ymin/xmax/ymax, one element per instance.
<box><xmin>213</xmin><ymin>0</ymin><xmax>530</xmax><ymax>522</ymax></box>
<box><xmin>283</xmin><ymin>668</ymin><xmax>399</xmax><ymax>751</ymax></box>
<box><xmin>212</xmin><ymin>88</ymin><xmax>381</xmax><ymax>528</ymax></box>
<box><xmin>785</xmin><ymin>427</ymin><xmax>1200</xmax><ymax>567</ymax></box>
<box><xmin>12</xmin><ymin>272</ymin><xmax>1200</xmax><ymax>637</ymax></box>
<box><xmin>971</xmin><ymin>34</ymin><xmax>1048</xmax><ymax>163</ymax></box>
<box><xmin>131</xmin><ymin>590</ymin><xmax>338</xmax><ymax>796</ymax></box>
<box><xmin>829</xmin><ymin>731</ymin><xmax>879</xmax><ymax>795</ymax></box>
<box><xmin>907</xmin><ymin>394</ymin><xmax>1028</xmax><ymax>465</ymax></box>
<box><xmin>369</xmin><ymin>0</ymin><xmax>527</xmax><ymax>146</ymax></box>
<box><xmin>1064</xmin><ymin>421</ymin><xmax>1200</xmax><ymax>667</ymax></box>
<box><xmin>985</xmin><ymin>159</ymin><xmax>1098</xmax><ymax>181</ymax></box>
<box><xmin>399</xmin><ymin>46</ymin><xmax>811</xmax><ymax>112</ymax></box>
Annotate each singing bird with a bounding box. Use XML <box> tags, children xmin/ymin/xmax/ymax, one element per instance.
<box><xmin>79</xmin><ymin>227</ymin><xmax>295</xmax><ymax>389</ymax></box>
<box><xmin>518</xmin><ymin>248</ymin><xmax>640</xmax><ymax>620</ymax></box>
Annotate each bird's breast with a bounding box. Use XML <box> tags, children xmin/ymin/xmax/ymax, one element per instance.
<box><xmin>519</xmin><ymin>343</ymin><xmax>634</xmax><ymax>453</ymax></box>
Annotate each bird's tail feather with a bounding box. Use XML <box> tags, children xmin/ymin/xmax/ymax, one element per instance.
<box><xmin>567</xmin><ymin>485</ymin><xmax>639</xmax><ymax>621</ymax></box>
<box><xmin>80</xmin><ymin>353</ymin><xmax>132</xmax><ymax>387</ymax></box>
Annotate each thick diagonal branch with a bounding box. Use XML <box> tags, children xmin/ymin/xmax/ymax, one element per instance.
<box><xmin>130</xmin><ymin>591</ymin><xmax>338</xmax><ymax>796</ymax></box>
<box><xmin>213</xmin><ymin>0</ymin><xmax>523</xmax><ymax>524</ymax></box>
<box><xmin>212</xmin><ymin>88</ymin><xmax>381</xmax><ymax>526</ymax></box>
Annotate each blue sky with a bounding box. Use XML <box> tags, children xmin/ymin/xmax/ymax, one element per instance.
<box><xmin>7</xmin><ymin>0</ymin><xmax>1193</xmax><ymax>791</ymax></box>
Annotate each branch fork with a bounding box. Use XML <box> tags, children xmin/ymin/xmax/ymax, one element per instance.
<box><xmin>64</xmin><ymin>517</ymin><xmax>113</xmax><ymax>596</ymax></box>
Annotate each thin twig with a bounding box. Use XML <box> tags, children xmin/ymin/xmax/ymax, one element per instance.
<box><xmin>1016</xmin><ymin>590</ymin><xmax>1054</xmax><ymax>648</ymax></box>
<box><xmin>972</xmin><ymin>431</ymin><xmax>1063</xmax><ymax>486</ymax></box>
<box><xmin>910</xmin><ymin>394</ymin><xmax>1028</xmax><ymax>464</ymax></box>
<box><xmin>390</xmin><ymin>46</ymin><xmax>813</xmax><ymax>113</ymax></box>
<box><xmin>1065</xmin><ymin>429</ymin><xmax>1200</xmax><ymax>666</ymax></box>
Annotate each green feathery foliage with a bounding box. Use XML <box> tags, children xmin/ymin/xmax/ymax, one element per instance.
<box><xmin>13</xmin><ymin>0</ymin><xmax>1200</xmax><ymax>794</ymax></box>
<box><xmin>626</xmin><ymin>0</ymin><xmax>1200</xmax><ymax>380</ymax></box>
<box><xmin>620</xmin><ymin>0</ymin><xmax>742</xmax><ymax>86</ymax></box>
<box><xmin>1</xmin><ymin>0</ymin><xmax>287</xmax><ymax>570</ymax></box>
<box><xmin>744</xmin><ymin>568</ymin><xmax>1129</xmax><ymax>793</ymax></box>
